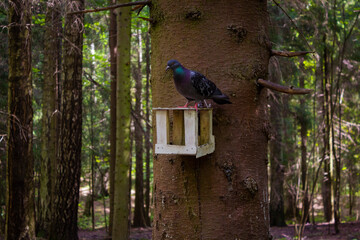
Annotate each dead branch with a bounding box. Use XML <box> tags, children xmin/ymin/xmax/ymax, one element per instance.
<box><xmin>257</xmin><ymin>78</ymin><xmax>313</xmax><ymax>95</ymax></box>
<box><xmin>272</xmin><ymin>0</ymin><xmax>315</xmax><ymax>54</ymax></box>
<box><xmin>83</xmin><ymin>71</ymin><xmax>111</xmax><ymax>93</ymax></box>
<box><xmin>67</xmin><ymin>0</ymin><xmax>151</xmax><ymax>15</ymax></box>
<box><xmin>271</xmin><ymin>50</ymin><xmax>314</xmax><ymax>57</ymax></box>
<box><xmin>138</xmin><ymin>17</ymin><xmax>153</xmax><ymax>22</ymax></box>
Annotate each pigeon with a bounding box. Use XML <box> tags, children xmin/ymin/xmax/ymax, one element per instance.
<box><xmin>166</xmin><ymin>59</ymin><xmax>231</xmax><ymax>110</ymax></box>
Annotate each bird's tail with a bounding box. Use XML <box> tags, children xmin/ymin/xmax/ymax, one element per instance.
<box><xmin>212</xmin><ymin>94</ymin><xmax>232</xmax><ymax>104</ymax></box>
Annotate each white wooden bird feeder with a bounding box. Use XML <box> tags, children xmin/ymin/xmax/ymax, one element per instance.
<box><xmin>154</xmin><ymin>108</ymin><xmax>215</xmax><ymax>158</ymax></box>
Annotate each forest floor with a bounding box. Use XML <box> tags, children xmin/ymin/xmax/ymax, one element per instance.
<box><xmin>77</xmin><ymin>221</ymin><xmax>360</xmax><ymax>240</ymax></box>
<box><xmin>76</xmin><ymin>186</ymin><xmax>360</xmax><ymax>239</ymax></box>
<box><xmin>270</xmin><ymin>221</ymin><xmax>360</xmax><ymax>239</ymax></box>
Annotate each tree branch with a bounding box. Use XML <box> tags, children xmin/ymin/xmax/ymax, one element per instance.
<box><xmin>271</xmin><ymin>50</ymin><xmax>314</xmax><ymax>57</ymax></box>
<box><xmin>83</xmin><ymin>71</ymin><xmax>111</xmax><ymax>93</ymax></box>
<box><xmin>257</xmin><ymin>78</ymin><xmax>313</xmax><ymax>95</ymax></box>
<box><xmin>67</xmin><ymin>0</ymin><xmax>151</xmax><ymax>15</ymax></box>
<box><xmin>272</xmin><ymin>0</ymin><xmax>315</xmax><ymax>54</ymax></box>
<box><xmin>138</xmin><ymin>17</ymin><xmax>153</xmax><ymax>22</ymax></box>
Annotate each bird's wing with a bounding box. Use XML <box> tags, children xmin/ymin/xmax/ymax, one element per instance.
<box><xmin>190</xmin><ymin>71</ymin><xmax>217</xmax><ymax>97</ymax></box>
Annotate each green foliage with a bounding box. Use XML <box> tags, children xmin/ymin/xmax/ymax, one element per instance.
<box><xmin>269</xmin><ymin>0</ymin><xmax>360</xmax><ymax>226</ymax></box>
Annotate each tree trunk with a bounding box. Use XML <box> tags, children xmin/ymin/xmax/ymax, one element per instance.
<box><xmin>6</xmin><ymin>0</ymin><xmax>35</xmax><ymax>238</ymax></box>
<box><xmin>111</xmin><ymin>1</ymin><xmax>131</xmax><ymax>239</ymax></box>
<box><xmin>282</xmin><ymin>95</ymin><xmax>298</xmax><ymax>221</ymax></box>
<box><xmin>269</xmin><ymin>58</ymin><xmax>286</xmax><ymax>227</ymax></box>
<box><xmin>151</xmin><ymin>1</ymin><xmax>270</xmax><ymax>239</ymax></box>
<box><xmin>321</xmin><ymin>38</ymin><xmax>332</xmax><ymax>222</ymax></box>
<box><xmin>299</xmin><ymin>58</ymin><xmax>309</xmax><ymax>224</ymax></box>
<box><xmin>133</xmin><ymin>22</ymin><xmax>147</xmax><ymax>227</ymax></box>
<box><xmin>38</xmin><ymin>0</ymin><xmax>61</xmax><ymax>237</ymax></box>
<box><xmin>90</xmin><ymin>86</ymin><xmax>96</xmax><ymax>229</ymax></box>
<box><xmin>49</xmin><ymin>0</ymin><xmax>84</xmax><ymax>238</ymax></box>
<box><xmin>108</xmin><ymin>0</ymin><xmax>117</xmax><ymax>235</ymax></box>
<box><xmin>144</xmin><ymin>26</ymin><xmax>151</xmax><ymax>226</ymax></box>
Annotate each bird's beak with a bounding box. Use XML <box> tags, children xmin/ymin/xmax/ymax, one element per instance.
<box><xmin>165</xmin><ymin>66</ymin><xmax>170</xmax><ymax>71</ymax></box>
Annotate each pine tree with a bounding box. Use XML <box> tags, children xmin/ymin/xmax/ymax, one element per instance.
<box><xmin>151</xmin><ymin>1</ymin><xmax>271</xmax><ymax>238</ymax></box>
<box><xmin>6</xmin><ymin>0</ymin><xmax>35</xmax><ymax>238</ymax></box>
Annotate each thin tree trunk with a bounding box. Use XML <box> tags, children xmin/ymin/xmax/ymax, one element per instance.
<box><xmin>144</xmin><ymin>26</ymin><xmax>151</xmax><ymax>227</ymax></box>
<box><xmin>322</xmin><ymin>37</ymin><xmax>332</xmax><ymax>223</ymax></box>
<box><xmin>299</xmin><ymin>58</ymin><xmax>309</xmax><ymax>225</ymax></box>
<box><xmin>108</xmin><ymin>0</ymin><xmax>117</xmax><ymax>235</ymax></box>
<box><xmin>49</xmin><ymin>0</ymin><xmax>84</xmax><ymax>238</ymax></box>
<box><xmin>151</xmin><ymin>1</ymin><xmax>270</xmax><ymax>239</ymax></box>
<box><xmin>38</xmin><ymin>0</ymin><xmax>61</xmax><ymax>237</ymax></box>
<box><xmin>90</xmin><ymin>87</ymin><xmax>96</xmax><ymax>230</ymax></box>
<box><xmin>269</xmin><ymin>58</ymin><xmax>286</xmax><ymax>227</ymax></box>
<box><xmin>6</xmin><ymin>0</ymin><xmax>35</xmax><ymax>238</ymax></box>
<box><xmin>112</xmin><ymin>1</ymin><xmax>132</xmax><ymax>238</ymax></box>
<box><xmin>348</xmin><ymin>157</ymin><xmax>353</xmax><ymax>216</ymax></box>
<box><xmin>282</xmin><ymin>95</ymin><xmax>298</xmax><ymax>221</ymax></box>
<box><xmin>133</xmin><ymin>22</ymin><xmax>146</xmax><ymax>227</ymax></box>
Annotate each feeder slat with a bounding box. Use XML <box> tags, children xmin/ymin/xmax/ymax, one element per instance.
<box><xmin>199</xmin><ymin>110</ymin><xmax>211</xmax><ymax>145</ymax></box>
<box><xmin>184</xmin><ymin>110</ymin><xmax>198</xmax><ymax>147</ymax></box>
<box><xmin>154</xmin><ymin>108</ymin><xmax>215</xmax><ymax>158</ymax></box>
<box><xmin>172</xmin><ymin>110</ymin><xmax>184</xmax><ymax>145</ymax></box>
<box><xmin>156</xmin><ymin>110</ymin><xmax>168</xmax><ymax>144</ymax></box>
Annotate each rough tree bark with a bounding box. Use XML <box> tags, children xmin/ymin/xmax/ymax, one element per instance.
<box><xmin>38</xmin><ymin>0</ymin><xmax>62</xmax><ymax>236</ymax></box>
<box><xmin>269</xmin><ymin>58</ymin><xmax>286</xmax><ymax>227</ymax></box>
<box><xmin>112</xmin><ymin>1</ymin><xmax>131</xmax><ymax>238</ymax></box>
<box><xmin>6</xmin><ymin>0</ymin><xmax>35</xmax><ymax>238</ymax></box>
<box><xmin>151</xmin><ymin>1</ymin><xmax>271</xmax><ymax>239</ymax></box>
<box><xmin>49</xmin><ymin>0</ymin><xmax>84</xmax><ymax>238</ymax></box>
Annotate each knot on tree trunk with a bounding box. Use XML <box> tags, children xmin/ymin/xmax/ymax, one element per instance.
<box><xmin>185</xmin><ymin>10</ymin><xmax>202</xmax><ymax>20</ymax></box>
<box><xmin>221</xmin><ymin>163</ymin><xmax>234</xmax><ymax>183</ymax></box>
<box><xmin>243</xmin><ymin>177</ymin><xmax>258</xmax><ymax>196</ymax></box>
<box><xmin>227</xmin><ymin>24</ymin><xmax>247</xmax><ymax>43</ymax></box>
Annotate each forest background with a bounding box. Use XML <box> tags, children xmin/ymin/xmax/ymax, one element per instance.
<box><xmin>0</xmin><ymin>0</ymin><xmax>359</xmax><ymax>239</ymax></box>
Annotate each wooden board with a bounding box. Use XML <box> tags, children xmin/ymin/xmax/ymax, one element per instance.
<box><xmin>155</xmin><ymin>110</ymin><xmax>169</xmax><ymax>145</ymax></box>
<box><xmin>172</xmin><ymin>110</ymin><xmax>184</xmax><ymax>145</ymax></box>
<box><xmin>154</xmin><ymin>108</ymin><xmax>215</xmax><ymax>158</ymax></box>
<box><xmin>199</xmin><ymin>109</ymin><xmax>211</xmax><ymax>145</ymax></box>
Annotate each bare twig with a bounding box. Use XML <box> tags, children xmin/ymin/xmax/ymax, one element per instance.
<box><xmin>138</xmin><ymin>17</ymin><xmax>153</xmax><ymax>22</ymax></box>
<box><xmin>67</xmin><ymin>0</ymin><xmax>151</xmax><ymax>15</ymax></box>
<box><xmin>133</xmin><ymin>3</ymin><xmax>146</xmax><ymax>15</ymax></box>
<box><xmin>257</xmin><ymin>78</ymin><xmax>313</xmax><ymax>95</ymax></box>
<box><xmin>271</xmin><ymin>50</ymin><xmax>314</xmax><ymax>57</ymax></box>
<box><xmin>131</xmin><ymin>109</ymin><xmax>153</xmax><ymax>149</ymax></box>
<box><xmin>83</xmin><ymin>71</ymin><xmax>111</xmax><ymax>92</ymax></box>
<box><xmin>272</xmin><ymin>0</ymin><xmax>315</xmax><ymax>55</ymax></box>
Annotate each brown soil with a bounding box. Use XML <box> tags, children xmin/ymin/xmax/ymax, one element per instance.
<box><xmin>0</xmin><ymin>222</ymin><xmax>358</xmax><ymax>239</ymax></box>
<box><xmin>77</xmin><ymin>222</ymin><xmax>360</xmax><ymax>240</ymax></box>
<box><xmin>78</xmin><ymin>227</ymin><xmax>152</xmax><ymax>240</ymax></box>
<box><xmin>270</xmin><ymin>222</ymin><xmax>360</xmax><ymax>240</ymax></box>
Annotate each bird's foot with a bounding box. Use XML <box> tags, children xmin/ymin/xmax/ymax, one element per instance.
<box><xmin>198</xmin><ymin>100</ymin><xmax>210</xmax><ymax>108</ymax></box>
<box><xmin>177</xmin><ymin>101</ymin><xmax>190</xmax><ymax>108</ymax></box>
<box><xmin>203</xmin><ymin>100</ymin><xmax>211</xmax><ymax>108</ymax></box>
<box><xmin>177</xmin><ymin>104</ymin><xmax>189</xmax><ymax>108</ymax></box>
